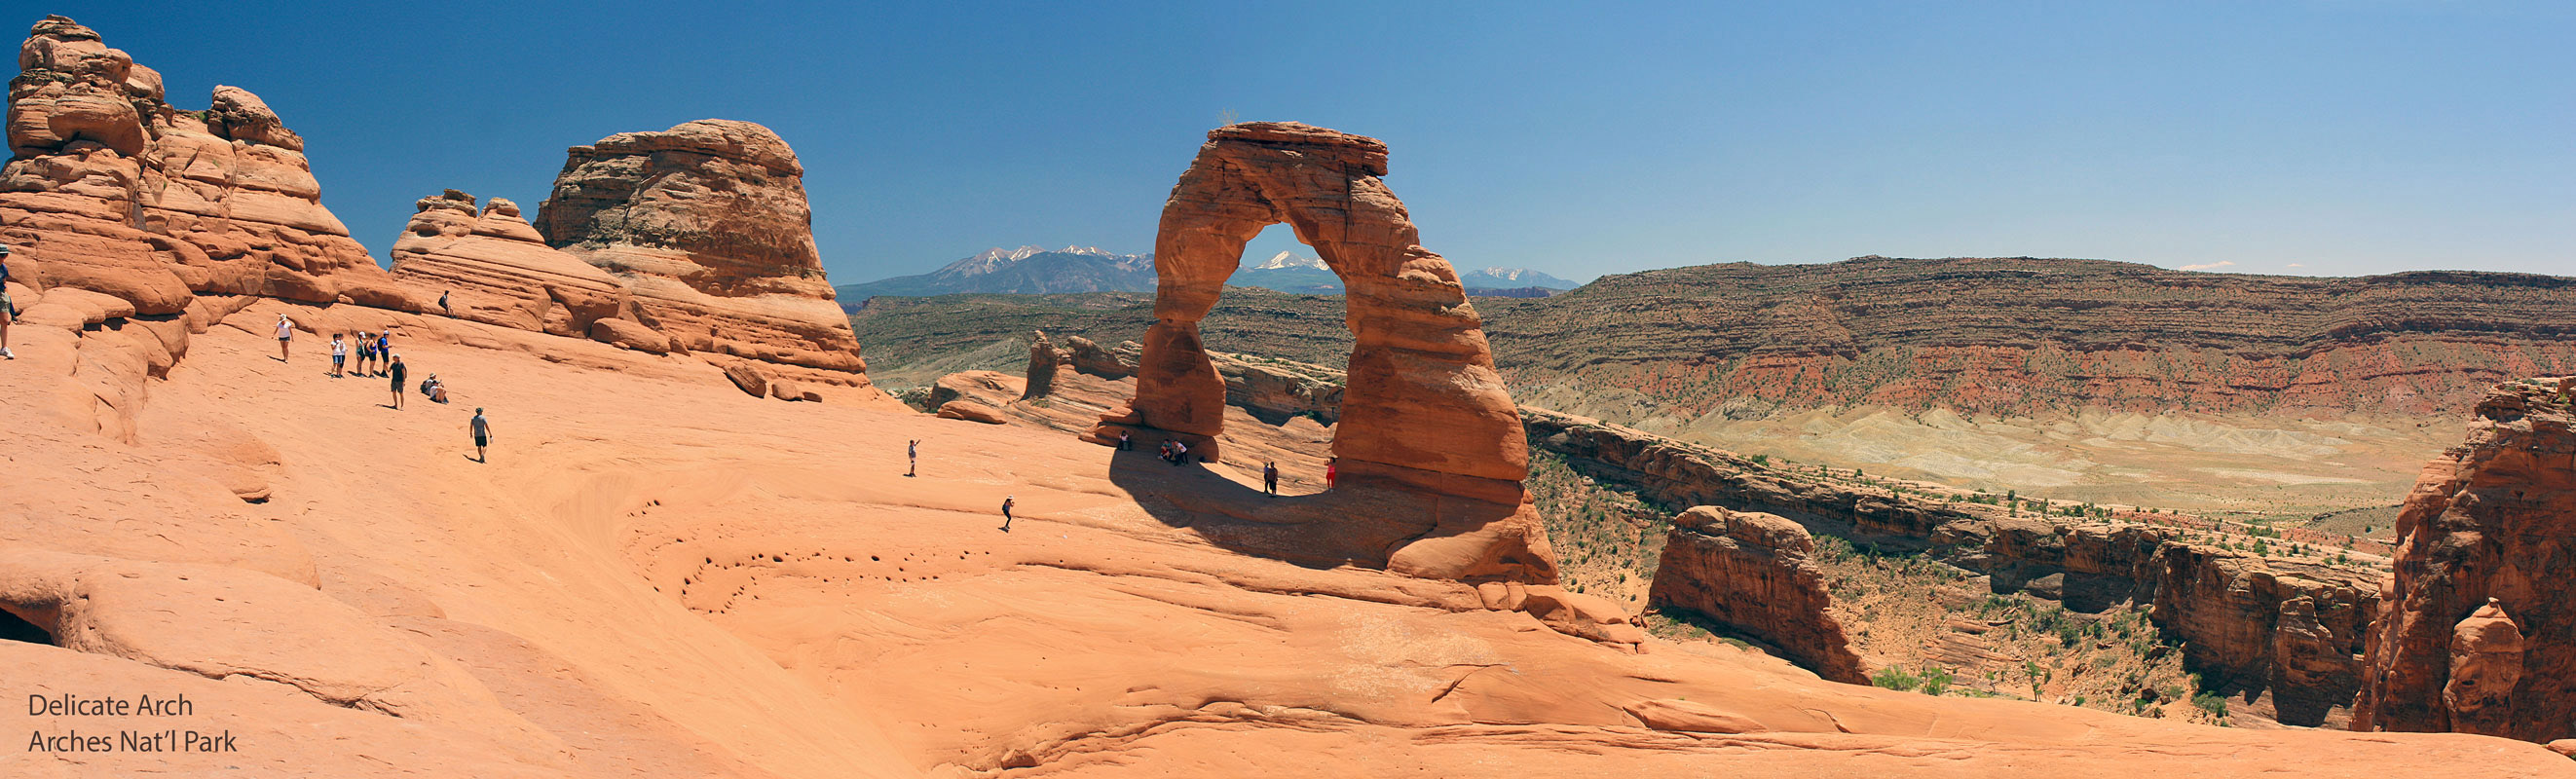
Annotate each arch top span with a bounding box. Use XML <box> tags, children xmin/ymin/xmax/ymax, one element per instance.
<box><xmin>1093</xmin><ymin>122</ymin><xmax>1553</xmax><ymax>585</ymax></box>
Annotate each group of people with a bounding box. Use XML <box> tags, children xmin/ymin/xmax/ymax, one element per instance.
<box><xmin>1157</xmin><ymin>438</ymin><xmax>1193</xmax><ymax>465</ymax></box>
<box><xmin>272</xmin><ymin>302</ymin><xmax>492</xmax><ymax>463</ymax></box>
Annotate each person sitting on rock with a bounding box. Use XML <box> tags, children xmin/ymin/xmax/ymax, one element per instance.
<box><xmin>422</xmin><ymin>374</ymin><xmax>449</xmax><ymax>404</ymax></box>
<box><xmin>1171</xmin><ymin>440</ymin><xmax>1188</xmax><ymax>466</ymax></box>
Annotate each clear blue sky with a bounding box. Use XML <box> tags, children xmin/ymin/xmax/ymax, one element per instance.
<box><xmin>35</xmin><ymin>1</ymin><xmax>2574</xmax><ymax>284</ymax></box>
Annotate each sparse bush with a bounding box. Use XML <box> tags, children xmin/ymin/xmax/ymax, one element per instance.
<box><xmin>2192</xmin><ymin>692</ymin><xmax>2229</xmax><ymax>720</ymax></box>
<box><xmin>1871</xmin><ymin>666</ymin><xmax>1923</xmax><ymax>692</ymax></box>
<box><xmin>1921</xmin><ymin>667</ymin><xmax>1955</xmax><ymax>696</ymax></box>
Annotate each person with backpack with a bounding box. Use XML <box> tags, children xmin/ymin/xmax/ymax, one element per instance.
<box><xmin>999</xmin><ymin>496</ymin><xmax>1016</xmax><ymax>532</ymax></box>
<box><xmin>373</xmin><ymin>331</ymin><xmax>392</xmax><ymax>376</ymax></box>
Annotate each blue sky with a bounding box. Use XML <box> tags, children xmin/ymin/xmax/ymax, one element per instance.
<box><xmin>34</xmin><ymin>1</ymin><xmax>2573</xmax><ymax>284</ymax></box>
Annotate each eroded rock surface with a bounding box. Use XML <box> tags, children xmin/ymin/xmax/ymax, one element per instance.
<box><xmin>2356</xmin><ymin>380</ymin><xmax>2576</xmax><ymax>743</ymax></box>
<box><xmin>538</xmin><ymin>120</ymin><xmax>875</xmax><ymax>394</ymax></box>
<box><xmin>1096</xmin><ymin>122</ymin><xmax>1551</xmax><ymax>584</ymax></box>
<box><xmin>392</xmin><ymin>189</ymin><xmax>630</xmax><ymax>337</ymax></box>
<box><xmin>1</xmin><ymin>15</ymin><xmax>409</xmax><ymax>312</ymax></box>
<box><xmin>1651</xmin><ymin>506</ymin><xmax>1867</xmax><ymax>683</ymax></box>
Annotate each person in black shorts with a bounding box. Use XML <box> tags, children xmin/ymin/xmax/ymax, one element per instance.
<box><xmin>469</xmin><ymin>408</ymin><xmax>492</xmax><ymax>463</ymax></box>
<box><xmin>999</xmin><ymin>496</ymin><xmax>1015</xmax><ymax>532</ymax></box>
<box><xmin>387</xmin><ymin>353</ymin><xmax>407</xmax><ymax>409</ymax></box>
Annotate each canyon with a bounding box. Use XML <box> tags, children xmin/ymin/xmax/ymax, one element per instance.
<box><xmin>4</xmin><ymin>13</ymin><xmax>2574</xmax><ymax>778</ymax></box>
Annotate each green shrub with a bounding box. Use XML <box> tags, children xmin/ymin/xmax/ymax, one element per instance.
<box><xmin>1871</xmin><ymin>666</ymin><xmax>1922</xmax><ymax>692</ymax></box>
<box><xmin>1920</xmin><ymin>667</ymin><xmax>1955</xmax><ymax>696</ymax></box>
<box><xmin>2192</xmin><ymin>692</ymin><xmax>2229</xmax><ymax>720</ymax></box>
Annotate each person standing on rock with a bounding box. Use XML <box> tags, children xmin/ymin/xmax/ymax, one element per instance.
<box><xmin>907</xmin><ymin>438</ymin><xmax>919</xmax><ymax>477</ymax></box>
<box><xmin>438</xmin><ymin>290</ymin><xmax>450</xmax><ymax>315</ymax></box>
<box><xmin>274</xmin><ymin>315</ymin><xmax>294</xmax><ymax>361</ymax></box>
<box><xmin>999</xmin><ymin>496</ymin><xmax>1016</xmax><ymax>532</ymax></box>
<box><xmin>469</xmin><ymin>408</ymin><xmax>493</xmax><ymax>463</ymax></box>
<box><xmin>0</xmin><ymin>243</ymin><xmax>16</xmax><ymax>360</ymax></box>
<box><xmin>329</xmin><ymin>333</ymin><xmax>347</xmax><ymax>377</ymax></box>
<box><xmin>1263</xmin><ymin>462</ymin><xmax>1279</xmax><ymax>496</ymax></box>
<box><xmin>387</xmin><ymin>353</ymin><xmax>408</xmax><ymax>410</ymax></box>
<box><xmin>1117</xmin><ymin>430</ymin><xmax>1132</xmax><ymax>451</ymax></box>
<box><xmin>1325</xmin><ymin>457</ymin><xmax>1337</xmax><ymax>489</ymax></box>
<box><xmin>373</xmin><ymin>331</ymin><xmax>392</xmax><ymax>377</ymax></box>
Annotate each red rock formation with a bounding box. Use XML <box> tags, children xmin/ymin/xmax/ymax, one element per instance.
<box><xmin>537</xmin><ymin>120</ymin><xmax>875</xmax><ymax>392</ymax></box>
<box><xmin>1097</xmin><ymin>122</ymin><xmax>1550</xmax><ymax>583</ymax></box>
<box><xmin>1022</xmin><ymin>330</ymin><xmax>1066</xmax><ymax>398</ymax></box>
<box><xmin>1</xmin><ymin>16</ymin><xmax>411</xmax><ymax>313</ymax></box>
<box><xmin>2356</xmin><ymin>380</ymin><xmax>2576</xmax><ymax>743</ymax></box>
<box><xmin>391</xmin><ymin>190</ymin><xmax>628</xmax><ymax>337</ymax></box>
<box><xmin>1651</xmin><ymin>506</ymin><xmax>1867</xmax><ymax>684</ymax></box>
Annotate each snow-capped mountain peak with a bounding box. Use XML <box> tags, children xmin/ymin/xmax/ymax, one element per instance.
<box><xmin>1251</xmin><ymin>251</ymin><xmax>1327</xmax><ymax>271</ymax></box>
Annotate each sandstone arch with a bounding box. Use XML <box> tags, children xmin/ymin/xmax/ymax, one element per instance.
<box><xmin>1097</xmin><ymin>122</ymin><xmax>1550</xmax><ymax>582</ymax></box>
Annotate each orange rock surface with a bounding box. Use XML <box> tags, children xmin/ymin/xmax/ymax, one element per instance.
<box><xmin>0</xmin><ymin>16</ymin><xmax>411</xmax><ymax>312</ymax></box>
<box><xmin>2356</xmin><ymin>380</ymin><xmax>2576</xmax><ymax>743</ymax></box>
<box><xmin>5</xmin><ymin>296</ymin><xmax>2569</xmax><ymax>776</ymax></box>
<box><xmin>536</xmin><ymin>120</ymin><xmax>877</xmax><ymax>397</ymax></box>
<box><xmin>391</xmin><ymin>189</ymin><xmax>630</xmax><ymax>337</ymax></box>
<box><xmin>1100</xmin><ymin>122</ymin><xmax>1553</xmax><ymax>585</ymax></box>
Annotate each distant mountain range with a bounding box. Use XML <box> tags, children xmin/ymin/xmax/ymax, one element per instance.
<box><xmin>837</xmin><ymin>246</ymin><xmax>1577</xmax><ymax>310</ymax></box>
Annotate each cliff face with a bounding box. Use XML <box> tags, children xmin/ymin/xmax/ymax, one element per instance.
<box><xmin>2355</xmin><ymin>379</ymin><xmax>2576</xmax><ymax>743</ymax></box>
<box><xmin>1526</xmin><ymin>408</ymin><xmax>2379</xmax><ymax>725</ymax></box>
<box><xmin>389</xmin><ymin>190</ymin><xmax>629</xmax><ymax>338</ymax></box>
<box><xmin>1484</xmin><ymin>256</ymin><xmax>2576</xmax><ymax>419</ymax></box>
<box><xmin>1651</xmin><ymin>506</ymin><xmax>1868</xmax><ymax>684</ymax></box>
<box><xmin>1</xmin><ymin>15</ymin><xmax>411</xmax><ymax>312</ymax></box>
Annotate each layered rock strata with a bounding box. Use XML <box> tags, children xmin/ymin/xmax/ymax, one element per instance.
<box><xmin>1484</xmin><ymin>256</ymin><xmax>2576</xmax><ymax>419</ymax></box>
<box><xmin>1094</xmin><ymin>122</ymin><xmax>1551</xmax><ymax>584</ymax></box>
<box><xmin>1651</xmin><ymin>506</ymin><xmax>1867</xmax><ymax>684</ymax></box>
<box><xmin>390</xmin><ymin>190</ymin><xmax>629</xmax><ymax>338</ymax></box>
<box><xmin>1</xmin><ymin>15</ymin><xmax>411</xmax><ymax>312</ymax></box>
<box><xmin>1526</xmin><ymin>407</ymin><xmax>2377</xmax><ymax>725</ymax></box>
<box><xmin>537</xmin><ymin>119</ymin><xmax>877</xmax><ymax>393</ymax></box>
<box><xmin>2355</xmin><ymin>380</ymin><xmax>2576</xmax><ymax>742</ymax></box>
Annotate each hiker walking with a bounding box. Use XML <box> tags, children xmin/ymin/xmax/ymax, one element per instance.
<box><xmin>438</xmin><ymin>290</ymin><xmax>450</xmax><ymax>314</ymax></box>
<box><xmin>329</xmin><ymin>334</ymin><xmax>347</xmax><ymax>377</ymax></box>
<box><xmin>387</xmin><ymin>353</ymin><xmax>408</xmax><ymax>409</ymax></box>
<box><xmin>274</xmin><ymin>315</ymin><xmax>294</xmax><ymax>361</ymax></box>
<box><xmin>999</xmin><ymin>496</ymin><xmax>1015</xmax><ymax>532</ymax></box>
<box><xmin>469</xmin><ymin>408</ymin><xmax>493</xmax><ymax>463</ymax></box>
<box><xmin>1263</xmin><ymin>461</ymin><xmax>1279</xmax><ymax>496</ymax></box>
<box><xmin>907</xmin><ymin>438</ymin><xmax>919</xmax><ymax>477</ymax></box>
<box><xmin>0</xmin><ymin>243</ymin><xmax>16</xmax><ymax>360</ymax></box>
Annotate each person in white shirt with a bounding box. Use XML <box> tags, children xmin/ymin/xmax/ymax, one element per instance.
<box><xmin>329</xmin><ymin>334</ymin><xmax>347</xmax><ymax>377</ymax></box>
<box><xmin>274</xmin><ymin>315</ymin><xmax>293</xmax><ymax>361</ymax></box>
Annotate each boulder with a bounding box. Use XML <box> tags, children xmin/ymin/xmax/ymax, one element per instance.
<box><xmin>720</xmin><ymin>361</ymin><xmax>768</xmax><ymax>398</ymax></box>
<box><xmin>1650</xmin><ymin>506</ymin><xmax>1867</xmax><ymax>684</ymax></box>
<box><xmin>936</xmin><ymin>400</ymin><xmax>1006</xmax><ymax>425</ymax></box>
<box><xmin>587</xmin><ymin>316</ymin><xmax>671</xmax><ymax>354</ymax></box>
